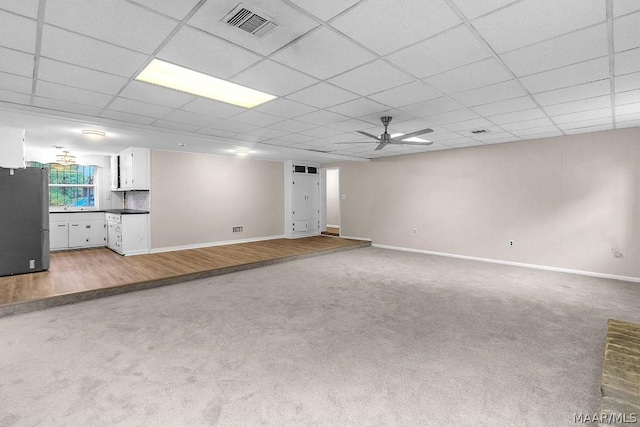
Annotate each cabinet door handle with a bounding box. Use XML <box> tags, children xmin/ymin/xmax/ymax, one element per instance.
<box><xmin>57</xmin><ymin>224</ymin><xmax>65</xmax><ymax>227</ymax></box>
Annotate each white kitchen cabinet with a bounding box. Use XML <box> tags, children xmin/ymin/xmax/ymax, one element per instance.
<box><xmin>285</xmin><ymin>162</ymin><xmax>320</xmax><ymax>238</ymax></box>
<box><xmin>106</xmin><ymin>213</ymin><xmax>149</xmax><ymax>255</ymax></box>
<box><xmin>110</xmin><ymin>154</ymin><xmax>118</xmax><ymax>190</ymax></box>
<box><xmin>118</xmin><ymin>147</ymin><xmax>149</xmax><ymax>190</ymax></box>
<box><xmin>50</xmin><ymin>221</ymin><xmax>69</xmax><ymax>250</ymax></box>
<box><xmin>50</xmin><ymin>212</ymin><xmax>106</xmax><ymax>250</ymax></box>
<box><xmin>0</xmin><ymin>127</ymin><xmax>25</xmax><ymax>169</ymax></box>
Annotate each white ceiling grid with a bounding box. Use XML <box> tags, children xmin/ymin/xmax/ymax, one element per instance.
<box><xmin>0</xmin><ymin>0</ymin><xmax>637</xmax><ymax>162</ymax></box>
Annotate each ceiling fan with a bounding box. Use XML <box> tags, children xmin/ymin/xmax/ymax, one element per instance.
<box><xmin>339</xmin><ymin>116</ymin><xmax>434</xmax><ymax>151</ymax></box>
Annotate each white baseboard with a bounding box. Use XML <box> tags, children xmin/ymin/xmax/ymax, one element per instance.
<box><xmin>372</xmin><ymin>243</ymin><xmax>640</xmax><ymax>283</ymax></box>
<box><xmin>340</xmin><ymin>235</ymin><xmax>372</xmax><ymax>242</ymax></box>
<box><xmin>326</xmin><ymin>224</ymin><xmax>339</xmax><ymax>228</ymax></box>
<box><xmin>150</xmin><ymin>234</ymin><xmax>285</xmax><ymax>254</ymax></box>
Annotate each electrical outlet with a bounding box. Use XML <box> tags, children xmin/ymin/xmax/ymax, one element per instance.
<box><xmin>413</xmin><ymin>229</ymin><xmax>417</xmax><ymax>234</ymax></box>
<box><xmin>509</xmin><ymin>240</ymin><xmax>514</xmax><ymax>246</ymax></box>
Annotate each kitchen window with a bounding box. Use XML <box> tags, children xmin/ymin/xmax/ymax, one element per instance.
<box><xmin>26</xmin><ymin>162</ymin><xmax>98</xmax><ymax>209</ymax></box>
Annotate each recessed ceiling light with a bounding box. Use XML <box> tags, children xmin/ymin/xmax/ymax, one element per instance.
<box><xmin>82</xmin><ymin>129</ymin><xmax>106</xmax><ymax>138</ymax></box>
<box><xmin>135</xmin><ymin>59</ymin><xmax>277</xmax><ymax>109</ymax></box>
<box><xmin>235</xmin><ymin>148</ymin><xmax>250</xmax><ymax>157</ymax></box>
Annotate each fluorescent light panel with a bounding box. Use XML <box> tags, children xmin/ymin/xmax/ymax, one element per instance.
<box><xmin>135</xmin><ymin>59</ymin><xmax>276</xmax><ymax>109</ymax></box>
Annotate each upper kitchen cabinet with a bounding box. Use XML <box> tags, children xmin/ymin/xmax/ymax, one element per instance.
<box><xmin>111</xmin><ymin>147</ymin><xmax>150</xmax><ymax>191</ymax></box>
<box><xmin>0</xmin><ymin>127</ymin><xmax>25</xmax><ymax>169</ymax></box>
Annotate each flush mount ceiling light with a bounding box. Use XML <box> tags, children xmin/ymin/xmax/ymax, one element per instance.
<box><xmin>135</xmin><ymin>59</ymin><xmax>277</xmax><ymax>109</ymax></box>
<box><xmin>235</xmin><ymin>148</ymin><xmax>250</xmax><ymax>157</ymax></box>
<box><xmin>56</xmin><ymin>150</ymin><xmax>76</xmax><ymax>165</ymax></box>
<box><xmin>82</xmin><ymin>129</ymin><xmax>106</xmax><ymax>138</ymax></box>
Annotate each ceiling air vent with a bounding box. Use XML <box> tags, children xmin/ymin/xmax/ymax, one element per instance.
<box><xmin>222</xmin><ymin>4</ymin><xmax>278</xmax><ymax>38</ymax></box>
<box><xmin>471</xmin><ymin>129</ymin><xmax>491</xmax><ymax>134</ymax></box>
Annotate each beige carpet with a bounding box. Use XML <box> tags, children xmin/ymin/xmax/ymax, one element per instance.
<box><xmin>1</xmin><ymin>247</ymin><xmax>640</xmax><ymax>426</ymax></box>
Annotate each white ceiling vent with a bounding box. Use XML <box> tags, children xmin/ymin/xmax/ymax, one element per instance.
<box><xmin>222</xmin><ymin>3</ymin><xmax>279</xmax><ymax>38</ymax></box>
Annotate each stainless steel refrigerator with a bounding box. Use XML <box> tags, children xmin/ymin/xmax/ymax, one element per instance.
<box><xmin>0</xmin><ymin>167</ymin><xmax>50</xmax><ymax>276</ymax></box>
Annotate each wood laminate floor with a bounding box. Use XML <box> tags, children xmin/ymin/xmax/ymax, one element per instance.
<box><xmin>0</xmin><ymin>236</ymin><xmax>369</xmax><ymax>317</ymax></box>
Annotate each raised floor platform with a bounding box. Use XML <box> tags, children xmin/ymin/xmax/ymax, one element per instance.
<box><xmin>0</xmin><ymin>236</ymin><xmax>370</xmax><ymax>318</ymax></box>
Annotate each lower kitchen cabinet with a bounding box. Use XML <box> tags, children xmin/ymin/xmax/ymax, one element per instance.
<box><xmin>50</xmin><ymin>212</ymin><xmax>106</xmax><ymax>250</ymax></box>
<box><xmin>106</xmin><ymin>213</ymin><xmax>149</xmax><ymax>255</ymax></box>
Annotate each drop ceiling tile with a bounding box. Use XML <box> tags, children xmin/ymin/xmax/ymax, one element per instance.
<box><xmin>327</xmin><ymin>60</ymin><xmax>413</xmax><ymax>96</ymax></box>
<box><xmin>450</xmin><ymin>0</ymin><xmax>517</xmax><ymax>19</ymax></box>
<box><xmin>473</xmin><ymin>0</ymin><xmax>604</xmax><ymax>53</ymax></box>
<box><xmin>471</xmin><ymin>96</ymin><xmax>538</xmax><ymax>116</ymax></box>
<box><xmin>445</xmin><ymin>138</ymin><xmax>485</xmax><ymax>148</ymax></box>
<box><xmin>400</xmin><ymin>97</ymin><xmax>465</xmax><ymax>117</ymax></box>
<box><xmin>520</xmin><ymin>57</ymin><xmax>610</xmax><ymax>93</ymax></box>
<box><xmin>231</xmin><ymin>110</ymin><xmax>285</xmax><ymax>127</ymax></box>
<box><xmin>45</xmin><ymin>0</ymin><xmax>177</xmax><ymax>54</ymax></box>
<box><xmin>617</xmin><ymin>119</ymin><xmax>640</xmax><ymax>128</ymax></box>
<box><xmin>163</xmin><ymin>110</ymin><xmax>220</xmax><ymax>127</ymax></box>
<box><xmin>0</xmin><ymin>88</ymin><xmax>30</xmax><ymax>104</ymax></box>
<box><xmin>615</xmin><ymin>48</ymin><xmax>640</xmax><ymax>75</ymax></box>
<box><xmin>443</xmin><ymin>118</ymin><xmax>496</xmax><ymax>132</ymax></box>
<box><xmin>299</xmin><ymin>126</ymin><xmax>344</xmax><ymax>138</ymax></box>
<box><xmin>424</xmin><ymin>58</ymin><xmax>512</xmax><ymax>94</ymax></box>
<box><xmin>152</xmin><ymin>120</ymin><xmax>200</xmax><ymax>132</ymax></box>
<box><xmin>271</xmin><ymin>27</ymin><xmax>376</xmax><ymax>80</ymax></box>
<box><xmin>0</xmin><ymin>46</ymin><xmax>33</xmax><ymax>77</ymax></box>
<box><xmin>368</xmin><ymin>82</ymin><xmax>441</xmax><ymax>109</ymax></box>
<box><xmin>614</xmin><ymin>12</ymin><xmax>640</xmax><ymax>52</ymax></box>
<box><xmin>244</xmin><ymin>127</ymin><xmax>289</xmax><ymax>139</ymax></box>
<box><xmin>533</xmin><ymin>79</ymin><xmax>611</xmax><ymax>106</ymax></box>
<box><xmin>617</xmin><ymin>102</ymin><xmax>640</xmax><ymax>115</ymax></box>
<box><xmin>386</xmin><ymin>26</ymin><xmax>491</xmax><ymax>79</ymax></box>
<box><xmin>41</xmin><ymin>25</ymin><xmax>148</xmax><ymax>77</ymax></box>
<box><xmin>331</xmin><ymin>0</ymin><xmax>460</xmax><ymax>56</ymax></box>
<box><xmin>0</xmin><ymin>10</ymin><xmax>36</xmax><ymax>53</ymax></box>
<box><xmin>119</xmin><ymin>80</ymin><xmax>195</xmax><ymax>108</ymax></box>
<box><xmin>288</xmin><ymin>0</ymin><xmax>360</xmax><ymax>21</ymax></box>
<box><xmin>499</xmin><ymin>117</ymin><xmax>554</xmax><ymax>131</ymax></box>
<box><xmin>557</xmin><ymin>116</ymin><xmax>612</xmax><ymax>131</ymax></box>
<box><xmin>427</xmin><ymin>108</ymin><xmax>480</xmax><ymax>125</ymax></box>
<box><xmin>188</xmin><ymin>0</ymin><xmax>319</xmax><ymax>56</ymax></box>
<box><xmin>268</xmin><ymin>119</ymin><xmax>317</xmax><ymax>132</ymax></box>
<box><xmin>617</xmin><ymin>113</ymin><xmax>640</xmax><ymax>123</ymax></box>
<box><xmin>37</xmin><ymin>58</ymin><xmax>127</xmax><ymax>95</ymax></box>
<box><xmin>0</xmin><ymin>0</ymin><xmax>39</xmax><ymax>18</ymax></box>
<box><xmin>615</xmin><ymin>72</ymin><xmax>640</xmax><ymax>92</ymax></box>
<box><xmin>253</xmin><ymin>98</ymin><xmax>317</xmax><ymax>118</ymax></box>
<box><xmin>563</xmin><ymin>123</ymin><xmax>614</xmax><ymax>134</ymax></box>
<box><xmin>469</xmin><ymin>131</ymin><xmax>516</xmax><ymax>141</ymax></box>
<box><xmin>272</xmin><ymin>133</ymin><xmax>317</xmax><ymax>143</ymax></box>
<box><xmin>195</xmin><ymin>127</ymin><xmax>240</xmax><ymax>139</ymax></box>
<box><xmin>285</xmin><ymin>83</ymin><xmax>359</xmax><ymax>109</ymax></box>
<box><xmin>326</xmin><ymin>118</ymin><xmax>374</xmax><ymax>132</ymax></box>
<box><xmin>510</xmin><ymin>125</ymin><xmax>560</xmax><ymax>136</ymax></box>
<box><xmin>452</xmin><ymin>80</ymin><xmax>527</xmax><ymax>107</ymax></box>
<box><xmin>543</xmin><ymin>95</ymin><xmax>611</xmax><ymax>116</ymax></box>
<box><xmin>36</xmin><ymin>81</ymin><xmax>112</xmax><ymax>108</ymax></box>
<box><xmin>0</xmin><ymin>71</ymin><xmax>32</xmax><ymax>94</ymax></box>
<box><xmin>613</xmin><ymin>0</ymin><xmax>640</xmax><ymax>17</ymax></box>
<box><xmin>296</xmin><ymin>109</ymin><xmax>348</xmax><ymax>126</ymax></box>
<box><xmin>181</xmin><ymin>97</ymin><xmax>245</xmax><ymax>119</ymax></box>
<box><xmin>616</xmin><ymin>89</ymin><xmax>640</xmax><ymax>105</ymax></box>
<box><xmin>100</xmin><ymin>109</ymin><xmax>157</xmax><ymax>125</ymax></box>
<box><xmin>358</xmin><ymin>109</ymin><xmax>417</xmax><ymax>126</ymax></box>
<box><xmin>158</xmin><ymin>26</ymin><xmax>262</xmax><ymax>79</ymax></box>
<box><xmin>231</xmin><ymin>60</ymin><xmax>318</xmax><ymax>96</ymax></box>
<box><xmin>327</xmin><ymin>98</ymin><xmax>389</xmax><ymax>117</ymax></box>
<box><xmin>33</xmin><ymin>96</ymin><xmax>101</xmax><ymax>116</ymax></box>
<box><xmin>129</xmin><ymin>0</ymin><xmax>201</xmax><ymax>20</ymax></box>
<box><xmin>519</xmin><ymin>130</ymin><xmax>564</xmax><ymax>140</ymax></box>
<box><xmin>488</xmin><ymin>108</ymin><xmax>548</xmax><ymax>125</ymax></box>
<box><xmin>550</xmin><ymin>107</ymin><xmax>611</xmax><ymax>124</ymax></box>
<box><xmin>108</xmin><ymin>97</ymin><xmax>174</xmax><ymax>118</ymax></box>
<box><xmin>500</xmin><ymin>24</ymin><xmax>608</xmax><ymax>77</ymax></box>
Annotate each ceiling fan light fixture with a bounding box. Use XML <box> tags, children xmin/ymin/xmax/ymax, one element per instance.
<box><xmin>82</xmin><ymin>129</ymin><xmax>106</xmax><ymax>138</ymax></box>
<box><xmin>56</xmin><ymin>150</ymin><xmax>76</xmax><ymax>165</ymax></box>
<box><xmin>135</xmin><ymin>59</ymin><xmax>277</xmax><ymax>109</ymax></box>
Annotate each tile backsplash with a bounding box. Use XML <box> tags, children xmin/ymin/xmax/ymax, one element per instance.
<box><xmin>124</xmin><ymin>191</ymin><xmax>150</xmax><ymax>211</ymax></box>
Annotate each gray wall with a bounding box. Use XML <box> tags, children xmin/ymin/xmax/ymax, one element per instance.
<box><xmin>335</xmin><ymin>127</ymin><xmax>640</xmax><ymax>279</ymax></box>
<box><xmin>150</xmin><ymin>150</ymin><xmax>284</xmax><ymax>250</ymax></box>
<box><xmin>326</xmin><ymin>168</ymin><xmax>340</xmax><ymax>227</ymax></box>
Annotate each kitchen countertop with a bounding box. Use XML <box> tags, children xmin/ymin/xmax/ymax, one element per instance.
<box><xmin>104</xmin><ymin>209</ymin><xmax>149</xmax><ymax>215</ymax></box>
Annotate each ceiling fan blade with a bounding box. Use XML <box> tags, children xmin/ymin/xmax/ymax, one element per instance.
<box><xmin>357</xmin><ymin>130</ymin><xmax>382</xmax><ymax>141</ymax></box>
<box><xmin>335</xmin><ymin>141</ymin><xmax>377</xmax><ymax>144</ymax></box>
<box><xmin>374</xmin><ymin>143</ymin><xmax>387</xmax><ymax>151</ymax></box>
<box><xmin>391</xmin><ymin>128</ymin><xmax>434</xmax><ymax>141</ymax></box>
<box><xmin>392</xmin><ymin>140</ymin><xmax>434</xmax><ymax>146</ymax></box>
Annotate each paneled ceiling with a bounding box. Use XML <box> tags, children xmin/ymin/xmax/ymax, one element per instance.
<box><xmin>0</xmin><ymin>0</ymin><xmax>638</xmax><ymax>162</ymax></box>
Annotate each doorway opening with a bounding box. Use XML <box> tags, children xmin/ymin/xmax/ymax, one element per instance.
<box><xmin>323</xmin><ymin>168</ymin><xmax>340</xmax><ymax>236</ymax></box>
